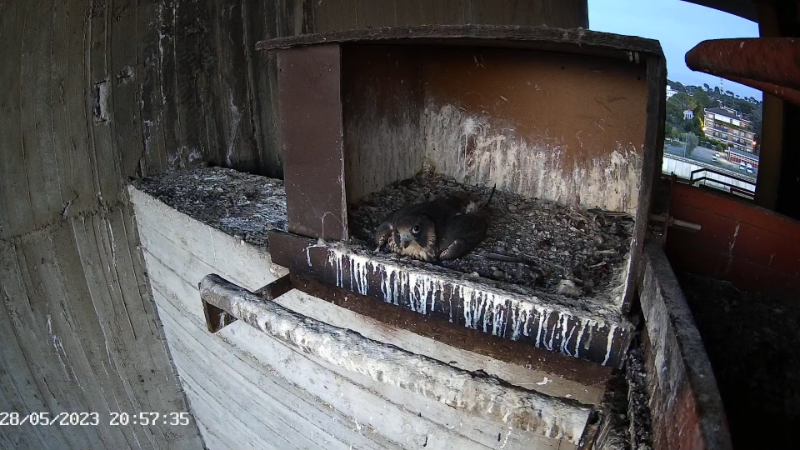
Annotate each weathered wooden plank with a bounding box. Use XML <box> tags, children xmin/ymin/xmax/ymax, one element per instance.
<box><xmin>3</xmin><ymin>235</ymin><xmax>97</xmax><ymax>449</ymax></box>
<box><xmin>202</xmin><ymin>274</ymin><xmax>593</xmax><ymax>442</ymax></box>
<box><xmin>0</xmin><ymin>1</ymin><xmax>33</xmax><ymax>238</ymax></box>
<box><xmin>257</xmin><ymin>24</ymin><xmax>664</xmax><ymax>56</ymax></box>
<box><xmin>271</xmin><ymin>231</ymin><xmax>632</xmax><ymax>367</ymax></box>
<box><xmin>20</xmin><ymin>1</ymin><xmax>65</xmax><ymax>229</ymax></box>
<box><xmin>144</xmin><ymin>261</ymin><xmax>399</xmax><ymax>449</ymax></box>
<box><xmin>274</xmin><ymin>285</ymin><xmax>606</xmax><ymax>405</ymax></box>
<box><xmin>623</xmin><ymin>54</ymin><xmax>667</xmax><ymax>313</ymax></box>
<box><xmin>86</xmin><ymin>0</ymin><xmax>123</xmax><ymax>204</ymax></box>
<box><xmin>229</xmin><ymin>316</ymin><xmax>575</xmax><ymax>450</ymax></box>
<box><xmin>638</xmin><ymin>241</ymin><xmax>733</xmax><ymax>450</ymax></box>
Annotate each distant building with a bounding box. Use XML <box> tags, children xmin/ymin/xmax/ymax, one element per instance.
<box><xmin>666</xmin><ymin>85</ymin><xmax>678</xmax><ymax>99</ymax></box>
<box><xmin>683</xmin><ymin>109</ymin><xmax>694</xmax><ymax>120</ymax></box>
<box><xmin>703</xmin><ymin>106</ymin><xmax>757</xmax><ymax>153</ymax></box>
<box><xmin>727</xmin><ymin>147</ymin><xmax>759</xmax><ymax>171</ymax></box>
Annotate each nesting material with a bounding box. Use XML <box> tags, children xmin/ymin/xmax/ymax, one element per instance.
<box><xmin>132</xmin><ymin>166</ymin><xmax>287</xmax><ymax>247</ymax></box>
<box><xmin>349</xmin><ymin>171</ymin><xmax>634</xmax><ymax>299</ymax></box>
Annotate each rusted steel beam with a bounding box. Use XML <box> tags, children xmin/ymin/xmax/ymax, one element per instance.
<box><xmin>199</xmin><ymin>273</ymin><xmax>594</xmax><ymax>443</ymax></box>
<box><xmin>277</xmin><ymin>45</ymin><xmax>349</xmax><ymax>241</ymax></box>
<box><xmin>268</xmin><ymin>230</ymin><xmax>633</xmax><ymax>368</ymax></box>
<box><xmin>685</xmin><ymin>38</ymin><xmax>800</xmax><ymax>104</ymax></box>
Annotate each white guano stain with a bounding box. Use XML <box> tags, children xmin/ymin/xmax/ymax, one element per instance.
<box><xmin>323</xmin><ymin>247</ymin><xmax>624</xmax><ymax>364</ymax></box>
<box><xmin>425</xmin><ymin>104</ymin><xmax>642</xmax><ymax>215</ymax></box>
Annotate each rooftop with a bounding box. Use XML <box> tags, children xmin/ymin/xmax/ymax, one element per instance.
<box><xmin>729</xmin><ymin>147</ymin><xmax>759</xmax><ymax>160</ymax></box>
<box><xmin>705</xmin><ymin>106</ymin><xmax>745</xmax><ymax>121</ymax></box>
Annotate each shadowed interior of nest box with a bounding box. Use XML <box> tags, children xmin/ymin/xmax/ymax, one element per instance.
<box><xmin>342</xmin><ymin>44</ymin><xmax>648</xmax><ymax>309</ymax></box>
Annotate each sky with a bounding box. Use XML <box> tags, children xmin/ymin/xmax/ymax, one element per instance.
<box><xmin>588</xmin><ymin>0</ymin><xmax>762</xmax><ymax>100</ymax></box>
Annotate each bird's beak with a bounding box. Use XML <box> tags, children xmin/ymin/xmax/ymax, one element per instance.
<box><xmin>399</xmin><ymin>232</ymin><xmax>413</xmax><ymax>249</ymax></box>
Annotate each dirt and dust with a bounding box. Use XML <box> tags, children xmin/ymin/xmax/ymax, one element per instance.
<box><xmin>132</xmin><ymin>166</ymin><xmax>287</xmax><ymax>247</ymax></box>
<box><xmin>677</xmin><ymin>273</ymin><xmax>800</xmax><ymax>450</ymax></box>
<box><xmin>348</xmin><ymin>171</ymin><xmax>634</xmax><ymax>299</ymax></box>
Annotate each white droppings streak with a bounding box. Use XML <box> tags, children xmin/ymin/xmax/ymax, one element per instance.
<box><xmin>536</xmin><ymin>308</ymin><xmax>551</xmax><ymax>349</ymax></box>
<box><xmin>560</xmin><ymin>316</ymin><xmax>574</xmax><ymax>356</ymax></box>
<box><xmin>323</xmin><ymin>247</ymin><xmax>624</xmax><ymax>365</ymax></box>
<box><xmin>602</xmin><ymin>324</ymin><xmax>619</xmax><ymax>365</ymax></box>
<box><xmin>573</xmin><ymin>320</ymin><xmax>590</xmax><ymax>359</ymax></box>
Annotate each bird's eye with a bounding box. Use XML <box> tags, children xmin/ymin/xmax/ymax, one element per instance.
<box><xmin>411</xmin><ymin>225</ymin><xmax>421</xmax><ymax>234</ymax></box>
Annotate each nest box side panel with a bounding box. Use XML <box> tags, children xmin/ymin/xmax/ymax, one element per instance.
<box><xmin>422</xmin><ymin>46</ymin><xmax>649</xmax><ymax>215</ymax></box>
<box><xmin>342</xmin><ymin>45</ymin><xmax>426</xmax><ymax>204</ymax></box>
<box><xmin>278</xmin><ymin>45</ymin><xmax>348</xmax><ymax>241</ymax></box>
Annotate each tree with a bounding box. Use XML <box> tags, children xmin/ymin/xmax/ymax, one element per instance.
<box><xmin>704</xmin><ymin>83</ymin><xmax>710</xmax><ymax>92</ymax></box>
<box><xmin>685</xmin><ymin>132</ymin><xmax>699</xmax><ymax>156</ymax></box>
<box><xmin>693</xmin><ymin>90</ymin><xmax>712</xmax><ymax>110</ymax></box>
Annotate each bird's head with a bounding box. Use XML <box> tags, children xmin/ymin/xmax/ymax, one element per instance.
<box><xmin>393</xmin><ymin>214</ymin><xmax>436</xmax><ymax>250</ymax></box>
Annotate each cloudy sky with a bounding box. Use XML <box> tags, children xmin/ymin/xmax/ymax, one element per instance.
<box><xmin>588</xmin><ymin>0</ymin><xmax>761</xmax><ymax>99</ymax></box>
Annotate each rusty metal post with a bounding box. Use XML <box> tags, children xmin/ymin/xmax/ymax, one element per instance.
<box><xmin>685</xmin><ymin>38</ymin><xmax>800</xmax><ymax>105</ymax></box>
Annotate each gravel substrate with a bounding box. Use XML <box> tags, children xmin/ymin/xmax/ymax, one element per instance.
<box><xmin>132</xmin><ymin>166</ymin><xmax>287</xmax><ymax>247</ymax></box>
<box><xmin>348</xmin><ymin>171</ymin><xmax>635</xmax><ymax>299</ymax></box>
<box><xmin>678</xmin><ymin>273</ymin><xmax>800</xmax><ymax>450</ymax></box>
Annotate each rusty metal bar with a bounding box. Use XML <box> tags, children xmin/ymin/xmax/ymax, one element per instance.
<box><xmin>268</xmin><ymin>230</ymin><xmax>633</xmax><ymax>368</ymax></box>
<box><xmin>199</xmin><ymin>273</ymin><xmax>594</xmax><ymax>442</ymax></box>
<box><xmin>686</xmin><ymin>38</ymin><xmax>800</xmax><ymax>104</ymax></box>
<box><xmin>202</xmin><ymin>274</ymin><xmax>293</xmax><ymax>333</ymax></box>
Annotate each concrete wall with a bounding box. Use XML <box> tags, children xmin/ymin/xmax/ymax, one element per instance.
<box><xmin>0</xmin><ymin>1</ymin><xmax>588</xmax><ymax>448</ymax></box>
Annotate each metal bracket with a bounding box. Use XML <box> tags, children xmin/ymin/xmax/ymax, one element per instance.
<box><xmin>202</xmin><ymin>274</ymin><xmax>294</xmax><ymax>333</ymax></box>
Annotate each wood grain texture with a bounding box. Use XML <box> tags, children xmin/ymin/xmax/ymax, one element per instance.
<box><xmin>201</xmin><ymin>274</ymin><xmax>593</xmax><ymax>443</ymax></box>
<box><xmin>257</xmin><ymin>24</ymin><xmax>661</xmax><ymax>55</ymax></box>
<box><xmin>639</xmin><ymin>241</ymin><xmax>733</xmax><ymax>450</ymax></box>
<box><xmin>310</xmin><ymin>0</ymin><xmax>589</xmax><ymax>33</ymax></box>
<box><xmin>0</xmin><ymin>1</ymin><xmax>599</xmax><ymax>447</ymax></box>
<box><xmin>0</xmin><ymin>207</ymin><xmax>203</xmax><ymax>449</ymax></box>
<box><xmin>131</xmin><ymin>186</ymin><xmax>585</xmax><ymax>449</ymax></box>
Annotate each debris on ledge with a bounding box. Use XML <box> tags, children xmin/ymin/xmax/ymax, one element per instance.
<box><xmin>348</xmin><ymin>171</ymin><xmax>634</xmax><ymax>300</ymax></box>
<box><xmin>132</xmin><ymin>166</ymin><xmax>287</xmax><ymax>247</ymax></box>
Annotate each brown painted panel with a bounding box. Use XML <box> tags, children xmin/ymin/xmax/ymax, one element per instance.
<box><xmin>423</xmin><ymin>47</ymin><xmax>647</xmax><ymax>165</ymax></box>
<box><xmin>421</xmin><ymin>46</ymin><xmax>648</xmax><ymax>215</ymax></box>
<box><xmin>666</xmin><ymin>183</ymin><xmax>800</xmax><ymax>301</ymax></box>
<box><xmin>278</xmin><ymin>45</ymin><xmax>348</xmax><ymax>241</ymax></box>
<box><xmin>341</xmin><ymin>45</ymin><xmax>425</xmax><ymax>203</ymax></box>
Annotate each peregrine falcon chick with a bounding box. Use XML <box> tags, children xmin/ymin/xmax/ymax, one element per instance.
<box><xmin>374</xmin><ymin>193</ymin><xmax>469</xmax><ymax>262</ymax></box>
<box><xmin>374</xmin><ymin>186</ymin><xmax>495</xmax><ymax>262</ymax></box>
<box><xmin>438</xmin><ymin>185</ymin><xmax>495</xmax><ymax>260</ymax></box>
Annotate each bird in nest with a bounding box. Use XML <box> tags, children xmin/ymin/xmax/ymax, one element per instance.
<box><xmin>374</xmin><ymin>185</ymin><xmax>496</xmax><ymax>262</ymax></box>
